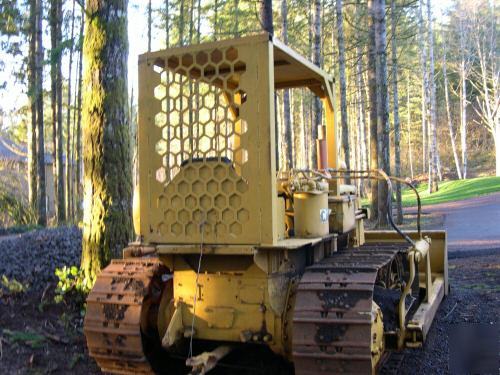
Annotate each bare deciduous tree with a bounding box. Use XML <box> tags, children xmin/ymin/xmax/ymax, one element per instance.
<box><xmin>443</xmin><ymin>44</ymin><xmax>462</xmax><ymax>179</ymax></box>
<box><xmin>469</xmin><ymin>2</ymin><xmax>499</xmax><ymax>176</ymax></box>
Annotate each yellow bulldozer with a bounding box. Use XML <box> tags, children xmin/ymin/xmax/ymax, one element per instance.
<box><xmin>83</xmin><ymin>34</ymin><xmax>448</xmax><ymax>374</ymax></box>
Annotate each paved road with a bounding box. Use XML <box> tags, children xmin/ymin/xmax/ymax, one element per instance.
<box><xmin>406</xmin><ymin>192</ymin><xmax>500</xmax><ymax>251</ymax></box>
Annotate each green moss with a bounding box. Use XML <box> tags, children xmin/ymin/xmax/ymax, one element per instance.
<box><xmin>80</xmin><ymin>1</ymin><xmax>132</xmax><ymax>287</ymax></box>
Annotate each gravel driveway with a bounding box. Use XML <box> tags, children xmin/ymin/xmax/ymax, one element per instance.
<box><xmin>406</xmin><ymin>192</ymin><xmax>500</xmax><ymax>251</ymax></box>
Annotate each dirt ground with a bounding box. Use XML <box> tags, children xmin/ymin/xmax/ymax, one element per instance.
<box><xmin>0</xmin><ymin>226</ymin><xmax>498</xmax><ymax>374</ymax></box>
<box><xmin>385</xmin><ymin>249</ymin><xmax>499</xmax><ymax>374</ymax></box>
<box><xmin>0</xmin><ymin>287</ymin><xmax>100</xmax><ymax>374</ymax></box>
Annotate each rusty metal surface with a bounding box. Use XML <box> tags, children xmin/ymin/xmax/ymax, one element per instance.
<box><xmin>84</xmin><ymin>258</ymin><xmax>169</xmax><ymax>374</ymax></box>
<box><xmin>292</xmin><ymin>243</ymin><xmax>409</xmax><ymax>374</ymax></box>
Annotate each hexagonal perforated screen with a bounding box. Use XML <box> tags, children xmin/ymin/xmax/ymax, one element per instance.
<box><xmin>153</xmin><ymin>47</ymin><xmax>248</xmax><ymax>182</ymax></box>
<box><xmin>150</xmin><ymin>46</ymin><xmax>253</xmax><ymax>242</ymax></box>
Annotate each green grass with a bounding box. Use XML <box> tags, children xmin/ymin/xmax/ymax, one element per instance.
<box><xmin>401</xmin><ymin>176</ymin><xmax>500</xmax><ymax>207</ymax></box>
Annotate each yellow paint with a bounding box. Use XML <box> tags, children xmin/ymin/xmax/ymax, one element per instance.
<box><xmin>134</xmin><ymin>33</ymin><xmax>336</xmax><ymax>247</ymax></box>
<box><xmin>127</xmin><ymin>33</ymin><xmax>447</xmax><ymax>366</ymax></box>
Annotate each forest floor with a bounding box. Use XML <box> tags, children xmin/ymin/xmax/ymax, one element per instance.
<box><xmin>0</xmin><ymin>227</ymin><xmax>100</xmax><ymax>374</ymax></box>
<box><xmin>0</xmin><ymin>195</ymin><xmax>499</xmax><ymax>374</ymax></box>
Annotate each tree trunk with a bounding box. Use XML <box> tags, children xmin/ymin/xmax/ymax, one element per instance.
<box><xmin>311</xmin><ymin>0</ymin><xmax>321</xmax><ymax>168</ymax></box>
<box><xmin>259</xmin><ymin>0</ymin><xmax>273</xmax><ymax>35</ymax></box>
<box><xmin>426</xmin><ymin>0</ymin><xmax>438</xmax><ymax>193</ymax></box>
<box><xmin>36</xmin><ymin>0</ymin><xmax>46</xmax><ymax>226</ymax></box>
<box><xmin>356</xmin><ymin>57</ymin><xmax>367</xmax><ymax>182</ymax></box>
<box><xmin>336</xmin><ymin>0</ymin><xmax>350</xmax><ymax>182</ymax></box>
<box><xmin>179</xmin><ymin>0</ymin><xmax>185</xmax><ymax>45</ymax></box>
<box><xmin>56</xmin><ymin>0</ymin><xmax>64</xmax><ymax>222</ymax></box>
<box><xmin>367</xmin><ymin>0</ymin><xmax>378</xmax><ymax>222</ymax></box>
<box><xmin>460</xmin><ymin>66</ymin><xmax>467</xmax><ymax>179</ymax></box>
<box><xmin>355</xmin><ymin>47</ymin><xmax>367</xmax><ymax>192</ymax></box>
<box><xmin>51</xmin><ymin>0</ymin><xmax>65</xmax><ymax>223</ymax></box>
<box><xmin>459</xmin><ymin>18</ymin><xmax>468</xmax><ymax>179</ymax></box>
<box><xmin>418</xmin><ymin>0</ymin><xmax>428</xmax><ymax>176</ymax></box>
<box><xmin>189</xmin><ymin>0</ymin><xmax>194</xmax><ymax>43</ymax></box>
<box><xmin>71</xmin><ymin>77</ymin><xmax>78</xmax><ymax>219</ymax></box>
<box><xmin>66</xmin><ymin>0</ymin><xmax>76</xmax><ymax>221</ymax></box>
<box><xmin>391</xmin><ymin>0</ymin><xmax>403</xmax><ymax>224</ymax></box>
<box><xmin>28</xmin><ymin>0</ymin><xmax>37</xmax><ymax>211</ymax></box>
<box><xmin>406</xmin><ymin>73</ymin><xmax>414</xmax><ymax>179</ymax></box>
<box><xmin>148</xmin><ymin>0</ymin><xmax>152</xmax><ymax>52</ymax></box>
<box><xmin>355</xmin><ymin>0</ymin><xmax>367</xmax><ymax>179</ymax></box>
<box><xmin>76</xmin><ymin>5</ymin><xmax>84</xmax><ymax>221</ymax></box>
<box><xmin>306</xmin><ymin>4</ymin><xmax>313</xmax><ymax>168</ymax></box>
<box><xmin>213</xmin><ymin>0</ymin><xmax>220</xmax><ymax>40</ymax></box>
<box><xmin>301</xmin><ymin>89</ymin><xmax>309</xmax><ymax>168</ymax></box>
<box><xmin>80</xmin><ymin>0</ymin><xmax>132</xmax><ymax>286</ymax></box>
<box><xmin>375</xmin><ymin>0</ymin><xmax>390</xmax><ymax>227</ymax></box>
<box><xmin>496</xmin><ymin>137</ymin><xmax>500</xmax><ymax>177</ymax></box>
<box><xmin>196</xmin><ymin>0</ymin><xmax>201</xmax><ymax>42</ymax></box>
<box><xmin>233</xmin><ymin>0</ymin><xmax>240</xmax><ymax>37</ymax></box>
<box><xmin>443</xmin><ymin>45</ymin><xmax>462</xmax><ymax>179</ymax></box>
<box><xmin>50</xmin><ymin>0</ymin><xmax>58</xmax><ymax>220</ymax></box>
<box><xmin>165</xmin><ymin>0</ymin><xmax>170</xmax><ymax>48</ymax></box>
<box><xmin>281</xmin><ymin>0</ymin><xmax>293</xmax><ymax>169</ymax></box>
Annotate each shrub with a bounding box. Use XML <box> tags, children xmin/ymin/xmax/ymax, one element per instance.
<box><xmin>0</xmin><ymin>186</ymin><xmax>37</xmax><ymax>227</ymax></box>
<box><xmin>54</xmin><ymin>266</ymin><xmax>90</xmax><ymax>307</ymax></box>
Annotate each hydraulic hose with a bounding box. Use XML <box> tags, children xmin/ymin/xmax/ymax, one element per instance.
<box><xmin>284</xmin><ymin>168</ymin><xmax>423</xmax><ymax>244</ymax></box>
<box><xmin>324</xmin><ymin>169</ymin><xmax>423</xmax><ymax>244</ymax></box>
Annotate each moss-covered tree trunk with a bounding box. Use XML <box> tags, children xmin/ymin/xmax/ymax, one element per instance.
<box><xmin>81</xmin><ymin>0</ymin><xmax>132</xmax><ymax>287</ymax></box>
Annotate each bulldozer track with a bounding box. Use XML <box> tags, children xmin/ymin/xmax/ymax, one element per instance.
<box><xmin>292</xmin><ymin>243</ymin><xmax>409</xmax><ymax>374</ymax></box>
<box><xmin>379</xmin><ymin>351</ymin><xmax>405</xmax><ymax>374</ymax></box>
<box><xmin>84</xmin><ymin>258</ymin><xmax>169</xmax><ymax>375</ymax></box>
